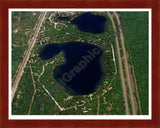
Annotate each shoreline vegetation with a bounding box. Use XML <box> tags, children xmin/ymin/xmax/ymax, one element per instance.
<box><xmin>11</xmin><ymin>11</ymin><xmax>149</xmax><ymax>115</ymax></box>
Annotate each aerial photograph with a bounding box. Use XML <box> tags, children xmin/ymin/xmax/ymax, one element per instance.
<box><xmin>10</xmin><ymin>9</ymin><xmax>150</xmax><ymax>116</ymax></box>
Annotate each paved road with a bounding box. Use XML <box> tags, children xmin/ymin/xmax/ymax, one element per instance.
<box><xmin>107</xmin><ymin>12</ymin><xmax>130</xmax><ymax>115</ymax></box>
<box><xmin>11</xmin><ymin>12</ymin><xmax>47</xmax><ymax>102</ymax></box>
<box><xmin>114</xmin><ymin>12</ymin><xmax>136</xmax><ymax>115</ymax></box>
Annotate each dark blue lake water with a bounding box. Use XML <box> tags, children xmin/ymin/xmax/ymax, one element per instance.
<box><xmin>39</xmin><ymin>42</ymin><xmax>104</xmax><ymax>95</ymax></box>
<box><xmin>58</xmin><ymin>12</ymin><xmax>106</xmax><ymax>34</ymax></box>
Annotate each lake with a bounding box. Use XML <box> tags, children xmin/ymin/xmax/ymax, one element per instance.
<box><xmin>58</xmin><ymin>12</ymin><xmax>106</xmax><ymax>34</ymax></box>
<box><xmin>39</xmin><ymin>42</ymin><xmax>104</xmax><ymax>95</ymax></box>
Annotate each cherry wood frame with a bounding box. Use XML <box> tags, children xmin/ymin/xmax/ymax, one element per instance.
<box><xmin>0</xmin><ymin>0</ymin><xmax>160</xmax><ymax>128</ymax></box>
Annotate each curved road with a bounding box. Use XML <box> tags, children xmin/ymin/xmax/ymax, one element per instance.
<box><xmin>12</xmin><ymin>11</ymin><xmax>137</xmax><ymax>115</ymax></box>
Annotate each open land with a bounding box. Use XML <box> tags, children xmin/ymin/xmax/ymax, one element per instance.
<box><xmin>11</xmin><ymin>11</ymin><xmax>149</xmax><ymax>115</ymax></box>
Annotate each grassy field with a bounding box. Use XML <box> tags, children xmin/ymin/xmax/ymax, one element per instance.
<box><xmin>119</xmin><ymin>12</ymin><xmax>149</xmax><ymax>115</ymax></box>
<box><xmin>12</xmin><ymin>12</ymin><xmax>40</xmax><ymax>82</ymax></box>
<box><xmin>12</xmin><ymin>11</ymin><xmax>125</xmax><ymax>115</ymax></box>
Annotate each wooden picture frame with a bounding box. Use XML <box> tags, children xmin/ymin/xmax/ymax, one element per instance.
<box><xmin>0</xmin><ymin>0</ymin><xmax>160</xmax><ymax>127</ymax></box>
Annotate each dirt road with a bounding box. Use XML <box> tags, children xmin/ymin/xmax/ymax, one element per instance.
<box><xmin>108</xmin><ymin>11</ymin><xmax>137</xmax><ymax>115</ymax></box>
<box><xmin>11</xmin><ymin>12</ymin><xmax>47</xmax><ymax>102</ymax></box>
<box><xmin>114</xmin><ymin>12</ymin><xmax>136</xmax><ymax>115</ymax></box>
<box><xmin>107</xmin><ymin>12</ymin><xmax>130</xmax><ymax>115</ymax></box>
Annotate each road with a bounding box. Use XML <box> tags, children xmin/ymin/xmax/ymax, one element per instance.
<box><xmin>11</xmin><ymin>12</ymin><xmax>47</xmax><ymax>102</ymax></box>
<box><xmin>107</xmin><ymin>12</ymin><xmax>130</xmax><ymax>115</ymax></box>
<box><xmin>108</xmin><ymin>12</ymin><xmax>137</xmax><ymax>115</ymax></box>
<box><xmin>113</xmin><ymin>12</ymin><xmax>136</xmax><ymax>115</ymax></box>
